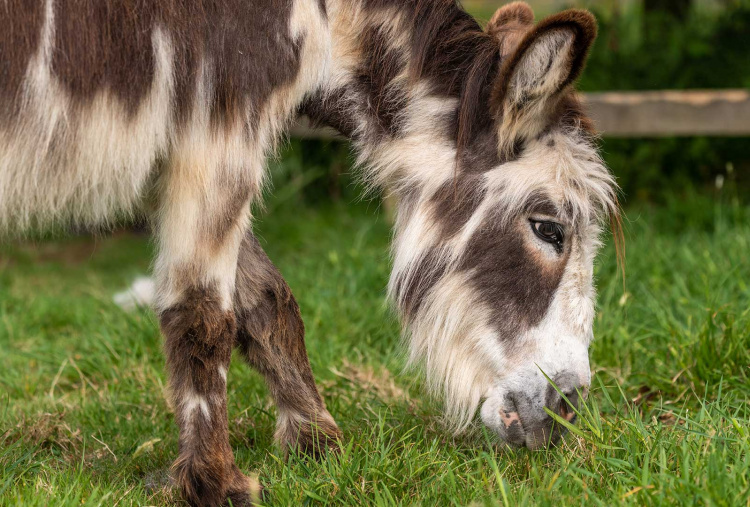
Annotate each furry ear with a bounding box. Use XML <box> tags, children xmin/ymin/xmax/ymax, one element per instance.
<box><xmin>486</xmin><ymin>2</ymin><xmax>535</xmax><ymax>58</ymax></box>
<box><xmin>491</xmin><ymin>9</ymin><xmax>597</xmax><ymax>155</ymax></box>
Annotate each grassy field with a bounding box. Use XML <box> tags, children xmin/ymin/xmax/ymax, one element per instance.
<box><xmin>1</xmin><ymin>168</ymin><xmax>749</xmax><ymax>506</ymax></box>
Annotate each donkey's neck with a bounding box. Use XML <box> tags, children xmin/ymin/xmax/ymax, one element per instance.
<box><xmin>303</xmin><ymin>0</ymin><xmax>500</xmax><ymax>196</ymax></box>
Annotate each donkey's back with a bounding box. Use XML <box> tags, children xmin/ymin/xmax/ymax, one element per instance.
<box><xmin>0</xmin><ymin>0</ymin><xmax>328</xmax><ymax>233</ymax></box>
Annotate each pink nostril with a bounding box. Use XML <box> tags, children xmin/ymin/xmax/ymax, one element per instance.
<box><xmin>561</xmin><ymin>405</ymin><xmax>576</xmax><ymax>421</ymax></box>
<box><xmin>560</xmin><ymin>397</ymin><xmax>578</xmax><ymax>421</ymax></box>
<box><xmin>500</xmin><ymin>410</ymin><xmax>521</xmax><ymax>428</ymax></box>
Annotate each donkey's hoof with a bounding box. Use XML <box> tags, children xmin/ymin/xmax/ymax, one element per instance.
<box><xmin>297</xmin><ymin>426</ymin><xmax>342</xmax><ymax>459</ymax></box>
<box><xmin>160</xmin><ymin>460</ymin><xmax>262</xmax><ymax>507</ymax></box>
<box><xmin>224</xmin><ymin>468</ymin><xmax>264</xmax><ymax>506</ymax></box>
<box><xmin>279</xmin><ymin>413</ymin><xmax>343</xmax><ymax>460</ymax></box>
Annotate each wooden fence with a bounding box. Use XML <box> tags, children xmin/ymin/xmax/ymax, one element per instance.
<box><xmin>290</xmin><ymin>89</ymin><xmax>750</xmax><ymax>139</ymax></box>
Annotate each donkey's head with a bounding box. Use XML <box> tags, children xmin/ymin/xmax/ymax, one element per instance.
<box><xmin>388</xmin><ymin>3</ymin><xmax>617</xmax><ymax>448</ymax></box>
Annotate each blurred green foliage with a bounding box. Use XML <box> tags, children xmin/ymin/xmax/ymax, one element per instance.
<box><xmin>582</xmin><ymin>1</ymin><xmax>750</xmax><ymax>91</ymax></box>
<box><xmin>581</xmin><ymin>1</ymin><xmax>750</xmax><ymax>202</ymax></box>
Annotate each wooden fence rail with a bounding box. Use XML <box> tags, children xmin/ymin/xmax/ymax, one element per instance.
<box><xmin>290</xmin><ymin>89</ymin><xmax>750</xmax><ymax>139</ymax></box>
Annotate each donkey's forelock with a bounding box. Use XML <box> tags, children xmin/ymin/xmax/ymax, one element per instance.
<box><xmin>490</xmin><ymin>125</ymin><xmax>619</xmax><ymax>230</ymax></box>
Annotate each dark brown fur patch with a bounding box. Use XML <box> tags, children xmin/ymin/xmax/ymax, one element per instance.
<box><xmin>356</xmin><ymin>25</ymin><xmax>409</xmax><ymax>140</ymax></box>
<box><xmin>394</xmin><ymin>184</ymin><xmax>422</xmax><ymax>224</ymax></box>
<box><xmin>458</xmin><ymin>206</ymin><xmax>569</xmax><ymax>343</ymax></box>
<box><xmin>430</xmin><ymin>176</ymin><xmax>486</xmax><ymax>240</ymax></box>
<box><xmin>457</xmin><ymin>126</ymin><xmax>517</xmax><ymax>173</ymax></box>
<box><xmin>394</xmin><ymin>248</ymin><xmax>451</xmax><ymax>320</ymax></box>
<box><xmin>399</xmin><ymin>192</ymin><xmax>569</xmax><ymax>328</ymax></box>
<box><xmin>0</xmin><ymin>0</ymin><xmax>44</xmax><ymax>121</ymax></box>
<box><xmin>198</xmin><ymin>0</ymin><xmax>302</xmax><ymax>129</ymax></box>
<box><xmin>522</xmin><ymin>191</ymin><xmax>561</xmax><ymax>218</ymax></box>
<box><xmin>161</xmin><ymin>287</ymin><xmax>235</xmax><ymax>395</ymax></box>
<box><xmin>202</xmin><ymin>173</ymin><xmax>254</xmax><ymax>255</ymax></box>
<box><xmin>300</xmin><ymin>85</ymin><xmax>360</xmax><ymax>140</ymax></box>
<box><xmin>51</xmin><ymin>0</ymin><xmax>157</xmax><ymax>115</ymax></box>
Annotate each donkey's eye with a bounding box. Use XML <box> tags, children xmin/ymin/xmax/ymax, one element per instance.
<box><xmin>530</xmin><ymin>220</ymin><xmax>564</xmax><ymax>251</ymax></box>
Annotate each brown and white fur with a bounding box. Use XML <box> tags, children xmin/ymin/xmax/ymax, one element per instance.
<box><xmin>1</xmin><ymin>1</ymin><xmax>618</xmax><ymax>505</ymax></box>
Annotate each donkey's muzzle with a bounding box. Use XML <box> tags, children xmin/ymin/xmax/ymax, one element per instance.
<box><xmin>485</xmin><ymin>373</ymin><xmax>588</xmax><ymax>450</ymax></box>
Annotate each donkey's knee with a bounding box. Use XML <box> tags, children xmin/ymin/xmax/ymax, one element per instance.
<box><xmin>234</xmin><ymin>232</ymin><xmax>341</xmax><ymax>456</ymax></box>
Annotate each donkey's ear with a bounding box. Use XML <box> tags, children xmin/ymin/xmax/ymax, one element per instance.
<box><xmin>486</xmin><ymin>2</ymin><xmax>535</xmax><ymax>58</ymax></box>
<box><xmin>491</xmin><ymin>9</ymin><xmax>597</xmax><ymax>153</ymax></box>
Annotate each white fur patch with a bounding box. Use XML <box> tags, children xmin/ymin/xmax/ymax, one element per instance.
<box><xmin>403</xmin><ymin>271</ymin><xmax>498</xmax><ymax>431</ymax></box>
<box><xmin>507</xmin><ymin>29</ymin><xmax>574</xmax><ymax>104</ymax></box>
<box><xmin>183</xmin><ymin>392</ymin><xmax>211</xmax><ymax>423</ymax></box>
<box><xmin>113</xmin><ymin>276</ymin><xmax>156</xmax><ymax>311</ymax></box>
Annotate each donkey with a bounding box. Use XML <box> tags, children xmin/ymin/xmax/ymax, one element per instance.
<box><xmin>1</xmin><ymin>0</ymin><xmax>619</xmax><ymax>505</ymax></box>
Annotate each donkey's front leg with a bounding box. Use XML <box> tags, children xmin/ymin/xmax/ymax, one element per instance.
<box><xmin>154</xmin><ymin>147</ymin><xmax>258</xmax><ymax>506</ymax></box>
<box><xmin>234</xmin><ymin>232</ymin><xmax>341</xmax><ymax>457</ymax></box>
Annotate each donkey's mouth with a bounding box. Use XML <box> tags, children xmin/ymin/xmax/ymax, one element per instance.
<box><xmin>498</xmin><ymin>409</ymin><xmax>573</xmax><ymax>450</ymax></box>
<box><xmin>481</xmin><ymin>394</ymin><xmax>574</xmax><ymax>449</ymax></box>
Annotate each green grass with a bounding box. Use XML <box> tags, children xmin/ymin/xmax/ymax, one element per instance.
<box><xmin>1</xmin><ymin>180</ymin><xmax>749</xmax><ymax>506</ymax></box>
